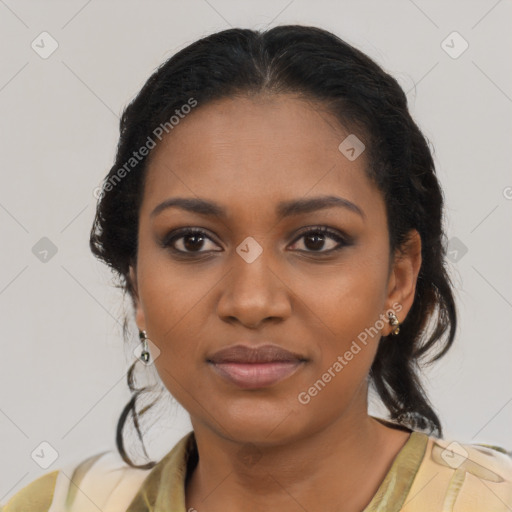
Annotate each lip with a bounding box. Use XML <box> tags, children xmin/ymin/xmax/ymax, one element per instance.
<box><xmin>209</xmin><ymin>361</ymin><xmax>304</xmax><ymax>389</ymax></box>
<box><xmin>206</xmin><ymin>344</ymin><xmax>307</xmax><ymax>389</ymax></box>
<box><xmin>208</xmin><ymin>344</ymin><xmax>306</xmax><ymax>364</ymax></box>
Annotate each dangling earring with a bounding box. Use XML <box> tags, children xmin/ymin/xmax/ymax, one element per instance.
<box><xmin>139</xmin><ymin>330</ymin><xmax>151</xmax><ymax>363</ymax></box>
<box><xmin>387</xmin><ymin>311</ymin><xmax>400</xmax><ymax>335</ymax></box>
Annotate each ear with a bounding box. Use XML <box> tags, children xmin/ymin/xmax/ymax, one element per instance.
<box><xmin>384</xmin><ymin>229</ymin><xmax>422</xmax><ymax>335</ymax></box>
<box><xmin>129</xmin><ymin>265</ymin><xmax>146</xmax><ymax>331</ymax></box>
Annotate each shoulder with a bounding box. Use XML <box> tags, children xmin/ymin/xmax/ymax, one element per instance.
<box><xmin>1</xmin><ymin>450</ymin><xmax>154</xmax><ymax>512</ymax></box>
<box><xmin>0</xmin><ymin>470</ymin><xmax>60</xmax><ymax>512</ymax></box>
<box><xmin>404</xmin><ymin>434</ymin><xmax>512</xmax><ymax>511</ymax></box>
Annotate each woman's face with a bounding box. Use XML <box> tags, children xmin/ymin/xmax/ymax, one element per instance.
<box><xmin>129</xmin><ymin>94</ymin><xmax>421</xmax><ymax>445</ymax></box>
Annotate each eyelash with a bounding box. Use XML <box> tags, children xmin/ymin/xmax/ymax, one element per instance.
<box><xmin>161</xmin><ymin>226</ymin><xmax>351</xmax><ymax>256</ymax></box>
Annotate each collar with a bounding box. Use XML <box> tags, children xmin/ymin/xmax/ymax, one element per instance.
<box><xmin>126</xmin><ymin>422</ymin><xmax>429</xmax><ymax>512</ymax></box>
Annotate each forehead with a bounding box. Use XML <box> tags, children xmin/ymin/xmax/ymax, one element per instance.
<box><xmin>141</xmin><ymin>94</ymin><xmax>383</xmax><ymax>222</ymax></box>
<box><xmin>148</xmin><ymin>94</ymin><xmax>351</xmax><ymax>171</ymax></box>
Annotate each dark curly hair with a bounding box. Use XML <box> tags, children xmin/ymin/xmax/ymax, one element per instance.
<box><xmin>89</xmin><ymin>24</ymin><xmax>457</xmax><ymax>469</ymax></box>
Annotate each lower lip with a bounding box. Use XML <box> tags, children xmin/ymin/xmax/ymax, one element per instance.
<box><xmin>209</xmin><ymin>361</ymin><xmax>304</xmax><ymax>389</ymax></box>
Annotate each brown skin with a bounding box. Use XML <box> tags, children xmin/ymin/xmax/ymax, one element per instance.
<box><xmin>128</xmin><ymin>94</ymin><xmax>422</xmax><ymax>512</ymax></box>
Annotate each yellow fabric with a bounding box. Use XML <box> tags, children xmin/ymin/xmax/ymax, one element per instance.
<box><xmin>0</xmin><ymin>471</ymin><xmax>59</xmax><ymax>512</ymax></box>
<box><xmin>2</xmin><ymin>421</ymin><xmax>512</xmax><ymax>511</ymax></box>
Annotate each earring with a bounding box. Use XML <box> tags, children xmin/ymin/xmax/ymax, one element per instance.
<box><xmin>139</xmin><ymin>330</ymin><xmax>151</xmax><ymax>363</ymax></box>
<box><xmin>387</xmin><ymin>311</ymin><xmax>400</xmax><ymax>335</ymax></box>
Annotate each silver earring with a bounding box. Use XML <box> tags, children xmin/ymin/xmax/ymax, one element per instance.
<box><xmin>139</xmin><ymin>330</ymin><xmax>151</xmax><ymax>363</ymax></box>
<box><xmin>387</xmin><ymin>311</ymin><xmax>400</xmax><ymax>335</ymax></box>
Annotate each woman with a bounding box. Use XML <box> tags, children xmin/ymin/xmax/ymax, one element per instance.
<box><xmin>3</xmin><ymin>24</ymin><xmax>511</xmax><ymax>512</ymax></box>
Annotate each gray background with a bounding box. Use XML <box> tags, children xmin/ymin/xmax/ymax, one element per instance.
<box><xmin>1</xmin><ymin>0</ymin><xmax>511</xmax><ymax>502</ymax></box>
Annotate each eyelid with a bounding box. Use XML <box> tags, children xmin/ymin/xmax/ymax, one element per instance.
<box><xmin>160</xmin><ymin>226</ymin><xmax>222</xmax><ymax>250</ymax></box>
<box><xmin>291</xmin><ymin>225</ymin><xmax>351</xmax><ymax>243</ymax></box>
<box><xmin>161</xmin><ymin>224</ymin><xmax>352</xmax><ymax>255</ymax></box>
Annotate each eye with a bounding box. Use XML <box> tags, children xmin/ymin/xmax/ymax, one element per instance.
<box><xmin>288</xmin><ymin>226</ymin><xmax>349</xmax><ymax>253</ymax></box>
<box><xmin>161</xmin><ymin>227</ymin><xmax>221</xmax><ymax>254</ymax></box>
<box><xmin>161</xmin><ymin>226</ymin><xmax>351</xmax><ymax>256</ymax></box>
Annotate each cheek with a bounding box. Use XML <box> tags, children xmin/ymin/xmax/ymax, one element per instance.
<box><xmin>305</xmin><ymin>255</ymin><xmax>389</xmax><ymax>337</ymax></box>
<box><xmin>297</xmin><ymin>268</ymin><xmax>385</xmax><ymax>418</ymax></box>
<box><xmin>136</xmin><ymin>242</ymin><xmax>210</xmax><ymax>332</ymax></box>
<box><xmin>136</xmin><ymin>261</ymin><xmax>208</xmax><ymax>378</ymax></box>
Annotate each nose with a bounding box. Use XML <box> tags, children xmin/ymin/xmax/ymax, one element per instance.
<box><xmin>216</xmin><ymin>245</ymin><xmax>292</xmax><ymax>329</ymax></box>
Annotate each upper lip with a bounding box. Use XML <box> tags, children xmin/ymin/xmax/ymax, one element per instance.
<box><xmin>207</xmin><ymin>344</ymin><xmax>306</xmax><ymax>364</ymax></box>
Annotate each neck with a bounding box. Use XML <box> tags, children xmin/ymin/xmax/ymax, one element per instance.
<box><xmin>185</xmin><ymin>406</ymin><xmax>405</xmax><ymax>512</ymax></box>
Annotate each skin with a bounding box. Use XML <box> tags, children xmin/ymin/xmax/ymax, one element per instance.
<box><xmin>128</xmin><ymin>93</ymin><xmax>422</xmax><ymax>512</ymax></box>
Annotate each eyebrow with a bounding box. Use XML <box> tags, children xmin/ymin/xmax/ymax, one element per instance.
<box><xmin>150</xmin><ymin>195</ymin><xmax>366</xmax><ymax>220</ymax></box>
